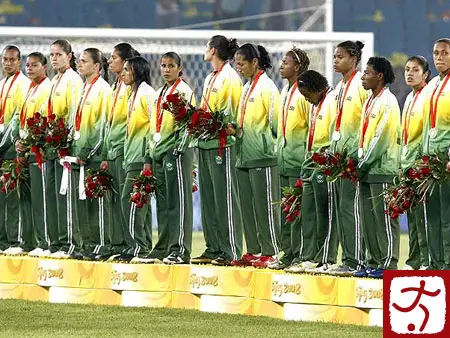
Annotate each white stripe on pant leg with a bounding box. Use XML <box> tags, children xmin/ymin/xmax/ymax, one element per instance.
<box><xmin>18</xmin><ymin>200</ymin><xmax>23</xmax><ymax>244</ymax></box>
<box><xmin>225</xmin><ymin>147</ymin><xmax>238</xmax><ymax>260</ymax></box>
<box><xmin>129</xmin><ymin>200</ymin><xmax>135</xmax><ymax>239</ymax></box>
<box><xmin>265</xmin><ymin>167</ymin><xmax>279</xmax><ymax>255</ymax></box>
<box><xmin>176</xmin><ymin>157</ymin><xmax>185</xmax><ymax>256</ymax></box>
<box><xmin>67</xmin><ymin>171</ymin><xmax>75</xmax><ymax>255</ymax></box>
<box><xmin>42</xmin><ymin>163</ymin><xmax>49</xmax><ymax>245</ymax></box>
<box><xmin>382</xmin><ymin>183</ymin><xmax>393</xmax><ymax>269</ymax></box>
<box><xmin>98</xmin><ymin>197</ymin><xmax>105</xmax><ymax>248</ymax></box>
<box><xmin>423</xmin><ymin>200</ymin><xmax>431</xmax><ymax>265</ymax></box>
<box><xmin>354</xmin><ymin>181</ymin><xmax>363</xmax><ymax>269</ymax></box>
<box><xmin>299</xmin><ymin>226</ymin><xmax>304</xmax><ymax>261</ymax></box>
<box><xmin>322</xmin><ymin>182</ymin><xmax>334</xmax><ymax>263</ymax></box>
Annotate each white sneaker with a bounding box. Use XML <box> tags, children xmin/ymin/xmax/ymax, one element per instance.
<box><xmin>50</xmin><ymin>251</ymin><xmax>71</xmax><ymax>259</ymax></box>
<box><xmin>107</xmin><ymin>254</ymin><xmax>121</xmax><ymax>262</ymax></box>
<box><xmin>285</xmin><ymin>261</ymin><xmax>318</xmax><ymax>273</ymax></box>
<box><xmin>28</xmin><ymin>248</ymin><xmax>45</xmax><ymax>257</ymax></box>
<box><xmin>4</xmin><ymin>247</ymin><xmax>25</xmax><ymax>255</ymax></box>
<box><xmin>306</xmin><ymin>263</ymin><xmax>339</xmax><ymax>274</ymax></box>
<box><xmin>130</xmin><ymin>256</ymin><xmax>160</xmax><ymax>264</ymax></box>
<box><xmin>419</xmin><ymin>265</ymin><xmax>429</xmax><ymax>270</ymax></box>
<box><xmin>402</xmin><ymin>264</ymin><xmax>414</xmax><ymax>270</ymax></box>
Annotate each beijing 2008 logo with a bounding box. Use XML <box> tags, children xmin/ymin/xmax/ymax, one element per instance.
<box><xmin>383</xmin><ymin>270</ymin><xmax>450</xmax><ymax>337</ymax></box>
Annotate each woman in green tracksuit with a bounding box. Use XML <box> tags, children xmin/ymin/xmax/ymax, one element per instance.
<box><xmin>422</xmin><ymin>38</ymin><xmax>450</xmax><ymax>270</ymax></box>
<box><xmin>288</xmin><ymin>70</ymin><xmax>336</xmax><ymax>274</ymax></box>
<box><xmin>401</xmin><ymin>55</ymin><xmax>430</xmax><ymax>270</ymax></box>
<box><xmin>116</xmin><ymin>56</ymin><xmax>155</xmax><ymax>262</ymax></box>
<box><xmin>354</xmin><ymin>57</ymin><xmax>401</xmax><ymax>278</ymax></box>
<box><xmin>268</xmin><ymin>47</ymin><xmax>310</xmax><ymax>270</ymax></box>
<box><xmin>72</xmin><ymin>48</ymin><xmax>112</xmax><ymax>260</ymax></box>
<box><xmin>142</xmin><ymin>52</ymin><xmax>195</xmax><ymax>264</ymax></box>
<box><xmin>231</xmin><ymin>43</ymin><xmax>281</xmax><ymax>268</ymax></box>
<box><xmin>102</xmin><ymin>43</ymin><xmax>139</xmax><ymax>259</ymax></box>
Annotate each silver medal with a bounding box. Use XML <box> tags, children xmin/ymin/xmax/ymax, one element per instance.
<box><xmin>282</xmin><ymin>137</ymin><xmax>286</xmax><ymax>147</ymax></box>
<box><xmin>332</xmin><ymin>131</ymin><xmax>341</xmax><ymax>141</ymax></box>
<box><xmin>74</xmin><ymin>131</ymin><xmax>81</xmax><ymax>140</ymax></box>
<box><xmin>215</xmin><ymin>156</ymin><xmax>223</xmax><ymax>165</ymax></box>
<box><xmin>429</xmin><ymin>128</ymin><xmax>437</xmax><ymax>139</ymax></box>
<box><xmin>358</xmin><ymin>147</ymin><xmax>364</xmax><ymax>158</ymax></box>
<box><xmin>19</xmin><ymin>129</ymin><xmax>28</xmax><ymax>139</ymax></box>
<box><xmin>153</xmin><ymin>132</ymin><xmax>162</xmax><ymax>143</ymax></box>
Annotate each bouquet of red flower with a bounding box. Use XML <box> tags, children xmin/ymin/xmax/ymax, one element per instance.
<box><xmin>163</xmin><ymin>93</ymin><xmax>227</xmax><ymax>157</ymax></box>
<box><xmin>84</xmin><ymin>168</ymin><xmax>114</xmax><ymax>199</ymax></box>
<box><xmin>45</xmin><ymin>114</ymin><xmax>72</xmax><ymax>158</ymax></box>
<box><xmin>406</xmin><ymin>155</ymin><xmax>450</xmax><ymax>197</ymax></box>
<box><xmin>384</xmin><ymin>178</ymin><xmax>421</xmax><ymax>219</ymax></box>
<box><xmin>0</xmin><ymin>159</ymin><xmax>29</xmax><ymax>196</ymax></box>
<box><xmin>129</xmin><ymin>169</ymin><xmax>159</xmax><ymax>208</ymax></box>
<box><xmin>280</xmin><ymin>178</ymin><xmax>303</xmax><ymax>223</ymax></box>
<box><xmin>192</xmin><ymin>166</ymin><xmax>199</xmax><ymax>193</ymax></box>
<box><xmin>311</xmin><ymin>148</ymin><xmax>359</xmax><ymax>182</ymax></box>
<box><xmin>21</xmin><ymin>112</ymin><xmax>48</xmax><ymax>168</ymax></box>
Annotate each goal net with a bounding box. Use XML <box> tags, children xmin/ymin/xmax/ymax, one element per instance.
<box><xmin>0</xmin><ymin>27</ymin><xmax>374</xmax><ymax>99</ymax></box>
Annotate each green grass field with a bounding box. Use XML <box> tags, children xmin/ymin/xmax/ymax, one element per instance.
<box><xmin>0</xmin><ymin>300</ymin><xmax>382</xmax><ymax>338</ymax></box>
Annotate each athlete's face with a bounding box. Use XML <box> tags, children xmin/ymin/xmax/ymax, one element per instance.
<box><xmin>404</xmin><ymin>59</ymin><xmax>427</xmax><ymax>89</ymax></box>
<box><xmin>234</xmin><ymin>53</ymin><xmax>258</xmax><ymax>79</ymax></box>
<box><xmin>108</xmin><ymin>49</ymin><xmax>124</xmax><ymax>75</ymax></box>
<box><xmin>50</xmin><ymin>44</ymin><xmax>71</xmax><ymax>73</ymax></box>
<box><xmin>279</xmin><ymin>54</ymin><xmax>299</xmax><ymax>80</ymax></box>
<box><xmin>78</xmin><ymin>51</ymin><xmax>98</xmax><ymax>78</ymax></box>
<box><xmin>361</xmin><ymin>64</ymin><xmax>382</xmax><ymax>91</ymax></box>
<box><xmin>204</xmin><ymin>42</ymin><xmax>214</xmax><ymax>62</ymax></box>
<box><xmin>26</xmin><ymin>56</ymin><xmax>47</xmax><ymax>83</ymax></box>
<box><xmin>121</xmin><ymin>61</ymin><xmax>134</xmax><ymax>86</ymax></box>
<box><xmin>2</xmin><ymin>49</ymin><xmax>20</xmax><ymax>76</ymax></box>
<box><xmin>433</xmin><ymin>42</ymin><xmax>450</xmax><ymax>75</ymax></box>
<box><xmin>333</xmin><ymin>47</ymin><xmax>356</xmax><ymax>74</ymax></box>
<box><xmin>160</xmin><ymin>56</ymin><xmax>181</xmax><ymax>84</ymax></box>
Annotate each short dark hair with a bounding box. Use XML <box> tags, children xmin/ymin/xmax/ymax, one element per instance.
<box><xmin>336</xmin><ymin>40</ymin><xmax>365</xmax><ymax>65</ymax></box>
<box><xmin>3</xmin><ymin>45</ymin><xmax>21</xmax><ymax>60</ymax></box>
<box><xmin>235</xmin><ymin>43</ymin><xmax>272</xmax><ymax>71</ymax></box>
<box><xmin>28</xmin><ymin>52</ymin><xmax>47</xmax><ymax>66</ymax></box>
<box><xmin>367</xmin><ymin>56</ymin><xmax>395</xmax><ymax>85</ymax></box>
<box><xmin>297</xmin><ymin>70</ymin><xmax>329</xmax><ymax>92</ymax></box>
<box><xmin>126</xmin><ymin>56</ymin><xmax>151</xmax><ymax>88</ymax></box>
<box><xmin>209</xmin><ymin>35</ymin><xmax>239</xmax><ymax>61</ymax></box>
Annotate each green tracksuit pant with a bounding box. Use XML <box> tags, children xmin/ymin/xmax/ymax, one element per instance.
<box><xmin>0</xmin><ymin>186</ymin><xmax>6</xmax><ymax>250</ymax></box>
<box><xmin>405</xmin><ymin>201</ymin><xmax>429</xmax><ymax>269</ymax></box>
<box><xmin>121</xmin><ymin>168</ymin><xmax>152</xmax><ymax>257</ymax></box>
<box><xmin>300</xmin><ymin>170</ymin><xmax>338</xmax><ymax>264</ymax></box>
<box><xmin>150</xmin><ymin>148</ymin><xmax>194</xmax><ymax>261</ymax></box>
<box><xmin>4</xmin><ymin>168</ymin><xmax>33</xmax><ymax>251</ymax></box>
<box><xmin>198</xmin><ymin>146</ymin><xmax>243</xmax><ymax>261</ymax></box>
<box><xmin>29</xmin><ymin>159</ymin><xmax>49</xmax><ymax>250</ymax></box>
<box><xmin>73</xmin><ymin>162</ymin><xmax>112</xmax><ymax>256</ymax></box>
<box><xmin>107</xmin><ymin>155</ymin><xmax>129</xmax><ymax>254</ymax></box>
<box><xmin>359</xmin><ymin>181</ymin><xmax>400</xmax><ymax>270</ymax></box>
<box><xmin>236</xmin><ymin>165</ymin><xmax>280</xmax><ymax>256</ymax></box>
<box><xmin>333</xmin><ymin>179</ymin><xmax>365</xmax><ymax>270</ymax></box>
<box><xmin>423</xmin><ymin>180</ymin><xmax>450</xmax><ymax>269</ymax></box>
<box><xmin>280</xmin><ymin>175</ymin><xmax>303</xmax><ymax>264</ymax></box>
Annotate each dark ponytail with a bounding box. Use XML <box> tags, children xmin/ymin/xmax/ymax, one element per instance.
<box><xmin>336</xmin><ymin>40</ymin><xmax>365</xmax><ymax>66</ymax></box>
<box><xmin>113</xmin><ymin>42</ymin><xmax>140</xmax><ymax>61</ymax></box>
<box><xmin>406</xmin><ymin>55</ymin><xmax>431</xmax><ymax>83</ymax></box>
<box><xmin>235</xmin><ymin>43</ymin><xmax>272</xmax><ymax>71</ymax></box>
<box><xmin>52</xmin><ymin>39</ymin><xmax>77</xmax><ymax>71</ymax></box>
<box><xmin>208</xmin><ymin>35</ymin><xmax>239</xmax><ymax>61</ymax></box>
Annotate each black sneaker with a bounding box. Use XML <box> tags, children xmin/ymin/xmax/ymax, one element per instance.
<box><xmin>83</xmin><ymin>253</ymin><xmax>97</xmax><ymax>261</ymax></box>
<box><xmin>190</xmin><ymin>254</ymin><xmax>214</xmax><ymax>264</ymax></box>
<box><xmin>94</xmin><ymin>253</ymin><xmax>114</xmax><ymax>261</ymax></box>
<box><xmin>211</xmin><ymin>257</ymin><xmax>232</xmax><ymax>266</ymax></box>
<box><xmin>116</xmin><ymin>253</ymin><xmax>135</xmax><ymax>262</ymax></box>
<box><xmin>163</xmin><ymin>253</ymin><xmax>186</xmax><ymax>265</ymax></box>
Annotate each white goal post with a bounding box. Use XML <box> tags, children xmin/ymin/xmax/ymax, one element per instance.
<box><xmin>0</xmin><ymin>27</ymin><xmax>374</xmax><ymax>99</ymax></box>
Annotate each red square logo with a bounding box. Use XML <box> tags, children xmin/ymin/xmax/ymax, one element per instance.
<box><xmin>384</xmin><ymin>270</ymin><xmax>450</xmax><ymax>337</ymax></box>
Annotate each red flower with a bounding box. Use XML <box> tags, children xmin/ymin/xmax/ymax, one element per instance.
<box><xmin>142</xmin><ymin>169</ymin><xmax>152</xmax><ymax>177</ymax></box>
<box><xmin>324</xmin><ymin>169</ymin><xmax>333</xmax><ymax>176</ymax></box>
<box><xmin>330</xmin><ymin>157</ymin><xmax>338</xmax><ymax>165</ymax></box>
<box><xmin>48</xmin><ymin>114</ymin><xmax>56</xmax><ymax>122</ymax></box>
<box><xmin>3</xmin><ymin>173</ymin><xmax>10</xmax><ymax>180</ymax></box>
<box><xmin>191</xmin><ymin>111</ymin><xmax>199</xmax><ymax>127</ymax></box>
<box><xmin>286</xmin><ymin>214</ymin><xmax>294</xmax><ymax>222</ymax></box>
<box><xmin>130</xmin><ymin>192</ymin><xmax>141</xmax><ymax>203</ymax></box>
<box><xmin>162</xmin><ymin>102</ymin><xmax>169</xmax><ymax>110</ymax></box>
<box><xmin>166</xmin><ymin>93</ymin><xmax>180</xmax><ymax>103</ymax></box>
<box><xmin>45</xmin><ymin>136</ymin><xmax>53</xmax><ymax>144</ymax></box>
<box><xmin>27</xmin><ymin>119</ymin><xmax>35</xmax><ymax>127</ymax></box>
<box><xmin>144</xmin><ymin>183</ymin><xmax>153</xmax><ymax>193</ymax></box>
<box><xmin>8</xmin><ymin>181</ymin><xmax>16</xmax><ymax>190</ymax></box>
<box><xmin>295</xmin><ymin>179</ymin><xmax>303</xmax><ymax>188</ymax></box>
<box><xmin>178</xmin><ymin>106</ymin><xmax>187</xmax><ymax>119</ymax></box>
<box><xmin>192</xmin><ymin>185</ymin><xmax>198</xmax><ymax>193</ymax></box>
<box><xmin>85</xmin><ymin>190</ymin><xmax>94</xmax><ymax>198</ymax></box>
<box><xmin>422</xmin><ymin>155</ymin><xmax>430</xmax><ymax>164</ymax></box>
<box><xmin>87</xmin><ymin>181</ymin><xmax>97</xmax><ymax>190</ymax></box>
<box><xmin>391</xmin><ymin>212</ymin><xmax>399</xmax><ymax>219</ymax></box>
<box><xmin>58</xmin><ymin>118</ymin><xmax>65</xmax><ymax>129</ymax></box>
<box><xmin>34</xmin><ymin>112</ymin><xmax>41</xmax><ymax>120</ymax></box>
<box><xmin>312</xmin><ymin>152</ymin><xmax>320</xmax><ymax>163</ymax></box>
<box><xmin>421</xmin><ymin>167</ymin><xmax>431</xmax><ymax>175</ymax></box>
<box><xmin>283</xmin><ymin>205</ymin><xmax>290</xmax><ymax>213</ymax></box>
<box><xmin>407</xmin><ymin>169</ymin><xmax>416</xmax><ymax>179</ymax></box>
<box><xmin>402</xmin><ymin>200</ymin><xmax>411</xmax><ymax>209</ymax></box>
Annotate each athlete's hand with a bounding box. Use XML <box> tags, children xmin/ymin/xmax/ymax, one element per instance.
<box><xmin>446</xmin><ymin>161</ymin><xmax>450</xmax><ymax>172</ymax></box>
<box><xmin>100</xmin><ymin>161</ymin><xmax>108</xmax><ymax>170</ymax></box>
<box><xmin>15</xmin><ymin>140</ymin><xmax>26</xmax><ymax>152</ymax></box>
<box><xmin>226</xmin><ymin>123</ymin><xmax>236</xmax><ymax>136</ymax></box>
